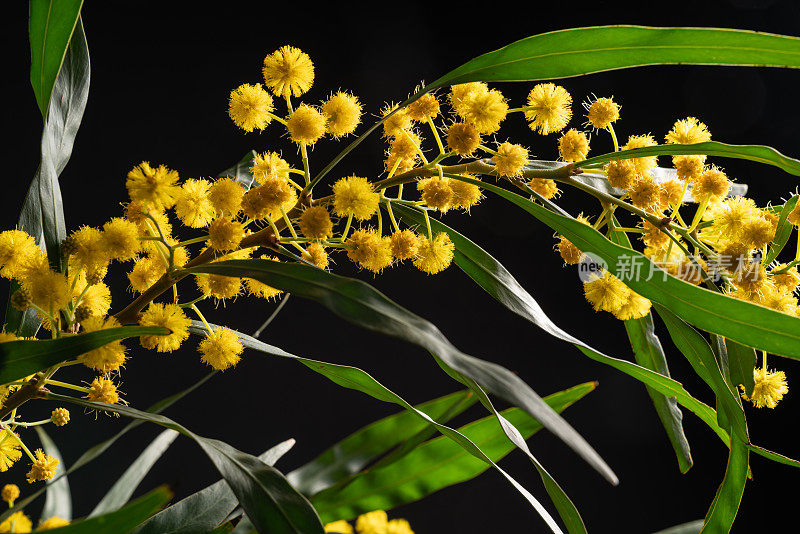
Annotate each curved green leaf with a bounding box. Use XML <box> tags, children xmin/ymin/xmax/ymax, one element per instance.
<box><xmin>725</xmin><ymin>340</ymin><xmax>756</xmax><ymax>397</ymax></box>
<box><xmin>0</xmin><ymin>326</ymin><xmax>169</xmax><ymax>385</ymax></box>
<box><xmin>29</xmin><ymin>0</ymin><xmax>85</xmax><ymax>116</ymax></box>
<box><xmin>578</xmin><ymin>142</ymin><xmax>800</xmax><ymax>177</ymax></box>
<box><xmin>749</xmin><ymin>443</ymin><xmax>800</xmax><ymax>468</ymax></box>
<box><xmin>90</xmin><ymin>429</ymin><xmax>179</xmax><ymax>517</ymax></box>
<box><xmin>47</xmin><ymin>394</ymin><xmax>324</xmax><ymax>534</ymax></box>
<box><xmin>37</xmin><ymin>487</ymin><xmax>171</xmax><ymax>534</ymax></box>
<box><xmin>462</xmin><ymin>175</ymin><xmax>800</xmax><ymax>359</ymax></box>
<box><xmin>6</xmin><ymin>17</ymin><xmax>91</xmax><ymax>335</ymax></box>
<box><xmin>287</xmin><ymin>391</ymin><xmax>475</xmax><ymax>496</ymax></box>
<box><xmin>36</xmin><ymin>426</ymin><xmax>72</xmax><ymax>522</ymax></box>
<box><xmin>700</xmin><ymin>437</ymin><xmax>749</xmax><ymax>533</ymax></box>
<box><xmin>765</xmin><ymin>195</ymin><xmax>798</xmax><ymax>264</ymax></box>
<box><xmin>390</xmin><ymin>203</ymin><xmax>721</xmax><ymax>448</ymax></box>
<box><xmin>311</xmin><ymin>382</ymin><xmax>594</xmax><ymax>522</ymax></box>
<box><xmin>0</xmin><ymin>373</ymin><xmax>215</xmax><ymax>524</ymax></box>
<box><xmin>189</xmin><ymin>323</ymin><xmax>568</xmax><ymax>534</ymax></box>
<box><xmin>186</xmin><ymin>260</ymin><xmax>616</xmax><ymax>487</ymax></box>
<box><xmin>134</xmin><ymin>439</ymin><xmax>295</xmax><ymax>534</ymax></box>
<box><xmin>425</xmin><ymin>26</ymin><xmax>800</xmax><ymax>91</ymax></box>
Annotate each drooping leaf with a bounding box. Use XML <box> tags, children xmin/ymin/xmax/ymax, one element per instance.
<box><xmin>0</xmin><ymin>326</ymin><xmax>169</xmax><ymax>385</ymax></box>
<box><xmin>134</xmin><ymin>439</ymin><xmax>296</xmax><ymax>534</ymax></box>
<box><xmin>456</xmin><ymin>174</ymin><xmax>800</xmax><ymax>359</ymax></box>
<box><xmin>725</xmin><ymin>340</ymin><xmax>756</xmax><ymax>397</ymax></box>
<box><xmin>287</xmin><ymin>390</ymin><xmax>475</xmax><ymax>496</ymax></box>
<box><xmin>390</xmin><ymin>203</ymin><xmax>720</xmax><ymax>449</ymax></box>
<box><xmin>36</xmin><ymin>426</ymin><xmax>72</xmax><ymax>522</ymax></box>
<box><xmin>578</xmin><ymin>142</ymin><xmax>800</xmax><ymax>177</ymax></box>
<box><xmin>0</xmin><ymin>372</ymin><xmax>215</xmax><ymax>524</ymax></box>
<box><xmin>47</xmin><ymin>394</ymin><xmax>325</xmax><ymax>534</ymax></box>
<box><xmin>424</xmin><ymin>26</ymin><xmax>800</xmax><ymax>90</ymax></box>
<box><xmin>311</xmin><ymin>382</ymin><xmax>595</xmax><ymax>523</ymax></box>
<box><xmin>700</xmin><ymin>437</ymin><xmax>749</xmax><ymax>533</ymax></box>
<box><xmin>188</xmin><ymin>323</ymin><xmax>569</xmax><ymax>534</ymax></box>
<box><xmin>28</xmin><ymin>0</ymin><xmax>85</xmax><ymax>116</ymax></box>
<box><xmin>90</xmin><ymin>429</ymin><xmax>179</xmax><ymax>517</ymax></box>
<box><xmin>6</xmin><ymin>17</ymin><xmax>91</xmax><ymax>334</ymax></box>
<box><xmin>186</xmin><ymin>260</ymin><xmax>616</xmax><ymax>487</ymax></box>
<box><xmin>748</xmin><ymin>443</ymin><xmax>800</xmax><ymax>468</ymax></box>
<box><xmin>765</xmin><ymin>195</ymin><xmax>798</xmax><ymax>264</ymax></box>
<box><xmin>655</xmin><ymin>306</ymin><xmax>747</xmax><ymax>440</ymax></box>
<box><xmin>36</xmin><ymin>487</ymin><xmax>171</xmax><ymax>534</ymax></box>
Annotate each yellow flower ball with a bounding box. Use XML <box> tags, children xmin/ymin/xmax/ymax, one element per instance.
<box><xmin>85</xmin><ymin>376</ymin><xmax>120</xmax><ymax>405</ymax></box>
<box><xmin>299</xmin><ymin>206</ymin><xmax>334</xmax><ymax>239</ymax></box>
<box><xmin>208</xmin><ymin>217</ymin><xmax>245</xmax><ymax>252</ymax></box>
<box><xmin>303</xmin><ymin>243</ymin><xmax>329</xmax><ymax>269</ymax></box>
<box><xmin>525</xmin><ymin>83</ymin><xmax>572</xmax><ymax>135</ymax></box>
<box><xmin>459</xmin><ymin>88</ymin><xmax>508</xmax><ymax>134</ymax></box>
<box><xmin>346</xmin><ymin>229</ymin><xmax>393</xmax><ymax>273</ymax></box>
<box><xmin>585</xmin><ymin>97</ymin><xmax>620</xmax><ymax>129</ymax></box>
<box><xmin>417</xmin><ymin>177</ymin><xmax>453</xmax><ymax>212</ymax></box>
<box><xmin>413</xmin><ymin>232</ymin><xmax>454</xmax><ymax>274</ymax></box>
<box><xmin>174</xmin><ymin>179</ymin><xmax>215</xmax><ymax>228</ymax></box>
<box><xmin>558</xmin><ymin>129</ymin><xmax>589</xmax><ymax>162</ymax></box>
<box><xmin>262</xmin><ymin>45</ymin><xmax>314</xmax><ymax>98</ymax></box>
<box><xmin>26</xmin><ymin>448</ymin><xmax>59</xmax><ymax>483</ymax></box>
<box><xmin>445</xmin><ymin>122</ymin><xmax>481</xmax><ymax>157</ymax></box>
<box><xmin>139</xmin><ymin>303</ymin><xmax>191</xmax><ymax>352</ymax></box>
<box><xmin>198</xmin><ymin>327</ymin><xmax>244</xmax><ymax>371</ymax></box>
<box><xmin>228</xmin><ymin>83</ymin><xmax>274</xmax><ymax>132</ymax></box>
<box><xmin>126</xmin><ymin>161</ymin><xmax>181</xmax><ymax>210</ymax></box>
<box><xmin>332</xmin><ymin>176</ymin><xmax>379</xmax><ymax>221</ymax></box>
<box><xmin>621</xmin><ymin>134</ymin><xmax>658</xmax><ymax>173</ymax></box>
<box><xmin>322</xmin><ymin>91</ymin><xmax>362</xmax><ymax>137</ymax></box>
<box><xmin>406</xmin><ymin>92</ymin><xmax>440</xmax><ymax>121</ymax></box>
<box><xmin>209</xmin><ymin>177</ymin><xmax>244</xmax><ymax>216</ymax></box>
<box><xmin>287</xmin><ymin>104</ymin><xmax>326</xmax><ymax>145</ymax></box>
<box><xmin>101</xmin><ymin>218</ymin><xmax>141</xmax><ymax>261</ymax></box>
<box><xmin>492</xmin><ymin>142</ymin><xmax>528</xmax><ymax>177</ymax></box>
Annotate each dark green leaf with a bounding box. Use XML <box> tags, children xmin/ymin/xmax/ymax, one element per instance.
<box><xmin>725</xmin><ymin>340</ymin><xmax>756</xmax><ymax>397</ymax></box>
<box><xmin>134</xmin><ymin>439</ymin><xmax>295</xmax><ymax>534</ymax></box>
<box><xmin>186</xmin><ymin>260</ymin><xmax>616</xmax><ymax>487</ymax></box>
<box><xmin>189</xmin><ymin>323</ymin><xmax>569</xmax><ymax>534</ymax></box>
<box><xmin>90</xmin><ymin>429</ymin><xmax>179</xmax><ymax>517</ymax></box>
<box><xmin>312</xmin><ymin>382</ymin><xmax>595</xmax><ymax>522</ymax></box>
<box><xmin>0</xmin><ymin>326</ymin><xmax>168</xmax><ymax>385</ymax></box>
<box><xmin>578</xmin><ymin>142</ymin><xmax>800</xmax><ymax>177</ymax></box>
<box><xmin>6</xmin><ymin>17</ymin><xmax>91</xmax><ymax>334</ymax></box>
<box><xmin>36</xmin><ymin>427</ymin><xmax>72</xmax><ymax>522</ymax></box>
<box><xmin>47</xmin><ymin>394</ymin><xmax>325</xmax><ymax>534</ymax></box>
<box><xmin>286</xmin><ymin>391</ymin><xmax>475</xmax><ymax>496</ymax></box>
<box><xmin>425</xmin><ymin>26</ymin><xmax>800</xmax><ymax>91</ymax></box>
<box><xmin>655</xmin><ymin>306</ymin><xmax>747</xmax><ymax>443</ymax></box>
<box><xmin>28</xmin><ymin>0</ymin><xmax>85</xmax><ymax>116</ymax></box>
<box><xmin>765</xmin><ymin>195</ymin><xmax>798</xmax><ymax>264</ymax></box>
<box><xmin>37</xmin><ymin>487</ymin><xmax>171</xmax><ymax>534</ymax></box>
<box><xmin>0</xmin><ymin>373</ymin><xmax>215</xmax><ymax>524</ymax></box>
<box><xmin>700</xmin><ymin>437</ymin><xmax>749</xmax><ymax>533</ymax></box>
<box><xmin>461</xmin><ymin>175</ymin><xmax>800</xmax><ymax>359</ymax></box>
<box><xmin>749</xmin><ymin>443</ymin><xmax>800</xmax><ymax>468</ymax></box>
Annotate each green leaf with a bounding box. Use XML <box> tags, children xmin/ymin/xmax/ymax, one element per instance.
<box><xmin>424</xmin><ymin>26</ymin><xmax>800</xmax><ymax>91</ymax></box>
<box><xmin>217</xmin><ymin>150</ymin><xmax>258</xmax><ymax>188</ymax></box>
<box><xmin>28</xmin><ymin>0</ymin><xmax>85</xmax><ymax>116</ymax></box>
<box><xmin>37</xmin><ymin>487</ymin><xmax>171</xmax><ymax>534</ymax></box>
<box><xmin>652</xmin><ymin>520</ymin><xmax>704</xmax><ymax>534</ymax></box>
<box><xmin>624</xmin><ymin>315</ymin><xmax>692</xmax><ymax>473</ymax></box>
<box><xmin>655</xmin><ymin>306</ymin><xmax>747</xmax><ymax>441</ymax></box>
<box><xmin>286</xmin><ymin>390</ymin><xmax>475</xmax><ymax>496</ymax></box>
<box><xmin>36</xmin><ymin>427</ymin><xmax>72</xmax><ymax>522</ymax></box>
<box><xmin>6</xmin><ymin>17</ymin><xmax>91</xmax><ymax>334</ymax></box>
<box><xmin>700</xmin><ymin>437</ymin><xmax>749</xmax><ymax>533</ymax></box>
<box><xmin>391</xmin><ymin>203</ymin><xmax>716</xmax><ymax>452</ymax></box>
<box><xmin>185</xmin><ymin>260</ymin><xmax>616</xmax><ymax>487</ymax></box>
<box><xmin>90</xmin><ymin>429</ymin><xmax>179</xmax><ymax>517</ymax></box>
<box><xmin>0</xmin><ymin>326</ymin><xmax>168</xmax><ymax>385</ymax></box>
<box><xmin>749</xmin><ymin>443</ymin><xmax>800</xmax><ymax>468</ymax></box>
<box><xmin>0</xmin><ymin>372</ymin><xmax>215</xmax><ymax>524</ymax></box>
<box><xmin>134</xmin><ymin>439</ymin><xmax>296</xmax><ymax>534</ymax></box>
<box><xmin>189</xmin><ymin>323</ymin><xmax>569</xmax><ymax>534</ymax></box>
<box><xmin>311</xmin><ymin>382</ymin><xmax>595</xmax><ymax>522</ymax></box>
<box><xmin>462</xmin><ymin>175</ymin><xmax>800</xmax><ymax>359</ymax></box>
<box><xmin>578</xmin><ymin>142</ymin><xmax>800</xmax><ymax>177</ymax></box>
<box><xmin>47</xmin><ymin>394</ymin><xmax>325</xmax><ymax>534</ymax></box>
<box><xmin>725</xmin><ymin>340</ymin><xmax>756</xmax><ymax>397</ymax></box>
<box><xmin>765</xmin><ymin>195</ymin><xmax>798</xmax><ymax>264</ymax></box>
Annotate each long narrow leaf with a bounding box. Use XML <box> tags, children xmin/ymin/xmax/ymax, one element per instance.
<box><xmin>36</xmin><ymin>427</ymin><xmax>72</xmax><ymax>522</ymax></box>
<box><xmin>311</xmin><ymin>382</ymin><xmax>594</xmax><ymax>522</ymax></box>
<box><xmin>90</xmin><ymin>429</ymin><xmax>179</xmax><ymax>517</ymax></box>
<box><xmin>287</xmin><ymin>391</ymin><xmax>475</xmax><ymax>496</ymax></box>
<box><xmin>765</xmin><ymin>195</ymin><xmax>798</xmax><ymax>264</ymax></box>
<box><xmin>186</xmin><ymin>260</ymin><xmax>616</xmax><ymax>487</ymax></box>
<box><xmin>188</xmin><ymin>323</ymin><xmax>568</xmax><ymax>534</ymax></box>
<box><xmin>700</xmin><ymin>437</ymin><xmax>749</xmax><ymax>533</ymax></box>
<box><xmin>0</xmin><ymin>326</ymin><xmax>169</xmax><ymax>385</ymax></box>
<box><xmin>134</xmin><ymin>439</ymin><xmax>296</xmax><ymax>534</ymax></box>
<box><xmin>47</xmin><ymin>394</ymin><xmax>325</xmax><ymax>534</ymax></box>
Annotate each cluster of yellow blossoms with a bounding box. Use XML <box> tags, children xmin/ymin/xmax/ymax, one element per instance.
<box><xmin>0</xmin><ymin>483</ymin><xmax>69</xmax><ymax>531</ymax></box>
<box><xmin>324</xmin><ymin>510</ymin><xmax>414</xmax><ymax>534</ymax></box>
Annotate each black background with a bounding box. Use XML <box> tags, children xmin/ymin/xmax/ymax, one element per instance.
<box><xmin>3</xmin><ymin>0</ymin><xmax>800</xmax><ymax>532</ymax></box>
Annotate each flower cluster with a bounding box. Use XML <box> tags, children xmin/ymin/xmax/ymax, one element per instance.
<box><xmin>324</xmin><ymin>510</ymin><xmax>414</xmax><ymax>534</ymax></box>
<box><xmin>0</xmin><ymin>483</ymin><xmax>70</xmax><ymax>531</ymax></box>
